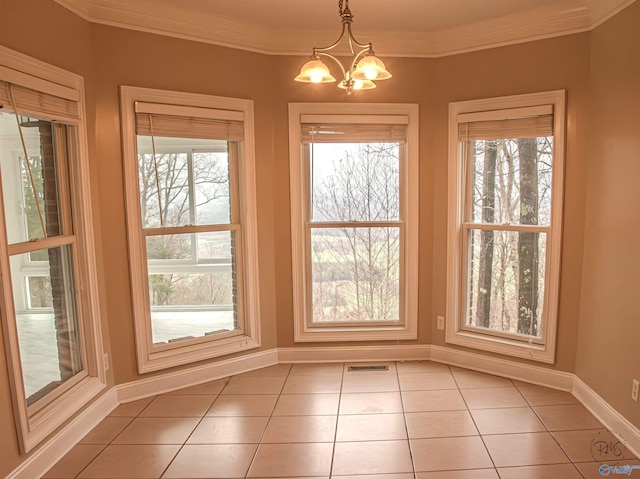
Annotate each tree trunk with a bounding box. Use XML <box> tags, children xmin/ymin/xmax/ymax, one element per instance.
<box><xmin>476</xmin><ymin>141</ymin><xmax>497</xmax><ymax>328</ymax></box>
<box><xmin>517</xmin><ymin>138</ymin><xmax>539</xmax><ymax>336</ymax></box>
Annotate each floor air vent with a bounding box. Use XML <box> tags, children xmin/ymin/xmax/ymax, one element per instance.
<box><xmin>347</xmin><ymin>365</ymin><xmax>389</xmax><ymax>372</ymax></box>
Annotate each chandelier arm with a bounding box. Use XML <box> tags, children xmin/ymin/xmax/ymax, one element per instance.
<box><xmin>314</xmin><ymin>51</ymin><xmax>348</xmax><ymax>80</ymax></box>
<box><xmin>345</xmin><ymin>23</ymin><xmax>371</xmax><ymax>49</ymax></box>
<box><xmin>313</xmin><ymin>23</ymin><xmax>348</xmax><ymax>53</ymax></box>
<box><xmin>347</xmin><ymin>34</ymin><xmax>356</xmax><ymax>56</ymax></box>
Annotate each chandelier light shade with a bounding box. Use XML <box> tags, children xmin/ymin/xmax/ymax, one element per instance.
<box><xmin>294</xmin><ymin>0</ymin><xmax>392</xmax><ymax>94</ymax></box>
<box><xmin>352</xmin><ymin>54</ymin><xmax>392</xmax><ymax>81</ymax></box>
<box><xmin>337</xmin><ymin>76</ymin><xmax>377</xmax><ymax>91</ymax></box>
<box><xmin>294</xmin><ymin>58</ymin><xmax>336</xmax><ymax>83</ymax></box>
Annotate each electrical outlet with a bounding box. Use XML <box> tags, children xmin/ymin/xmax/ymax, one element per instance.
<box><xmin>103</xmin><ymin>353</ymin><xmax>110</xmax><ymax>371</ymax></box>
<box><xmin>437</xmin><ymin>316</ymin><xmax>445</xmax><ymax>330</ymax></box>
<box><xmin>632</xmin><ymin>379</ymin><xmax>639</xmax><ymax>402</ymax></box>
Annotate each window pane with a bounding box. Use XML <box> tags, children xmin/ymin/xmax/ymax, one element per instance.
<box><xmin>469</xmin><ymin>137</ymin><xmax>553</xmax><ymax>226</ymax></box>
<box><xmin>310</xmin><ymin>143</ymin><xmax>400</xmax><ymax>222</ymax></box>
<box><xmin>0</xmin><ymin>115</ymin><xmax>63</xmax><ymax>244</ymax></box>
<box><xmin>136</xmin><ymin>136</ymin><xmax>231</xmax><ymax>228</ymax></box>
<box><xmin>311</xmin><ymin>227</ymin><xmax>400</xmax><ymax>323</ymax></box>
<box><xmin>147</xmin><ymin>233</ymin><xmax>193</xmax><ymax>261</ymax></box>
<box><xmin>26</xmin><ymin>276</ymin><xmax>52</xmax><ymax>308</ymax></box>
<box><xmin>10</xmin><ymin>246</ymin><xmax>83</xmax><ymax>406</ymax></box>
<box><xmin>146</xmin><ymin>231</ymin><xmax>239</xmax><ymax>345</ymax></box>
<box><xmin>466</xmin><ymin>229</ymin><xmax>546</xmax><ymax>338</ymax></box>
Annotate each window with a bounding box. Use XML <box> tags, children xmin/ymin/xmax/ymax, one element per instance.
<box><xmin>0</xmin><ymin>46</ymin><xmax>105</xmax><ymax>452</ymax></box>
<box><xmin>289</xmin><ymin>103</ymin><xmax>418</xmax><ymax>342</ymax></box>
<box><xmin>446</xmin><ymin>91</ymin><xmax>565</xmax><ymax>363</ymax></box>
<box><xmin>120</xmin><ymin>87</ymin><xmax>260</xmax><ymax>372</ymax></box>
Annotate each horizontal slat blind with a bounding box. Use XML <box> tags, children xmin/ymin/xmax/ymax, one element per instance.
<box><xmin>136</xmin><ymin>113</ymin><xmax>243</xmax><ymax>141</ymax></box>
<box><xmin>458</xmin><ymin>115</ymin><xmax>553</xmax><ymax>141</ymax></box>
<box><xmin>302</xmin><ymin>123</ymin><xmax>407</xmax><ymax>143</ymax></box>
<box><xmin>0</xmin><ymin>81</ymin><xmax>80</xmax><ymax>120</ymax></box>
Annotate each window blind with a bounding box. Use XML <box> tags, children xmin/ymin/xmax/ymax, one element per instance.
<box><xmin>301</xmin><ymin>123</ymin><xmax>407</xmax><ymax>143</ymax></box>
<box><xmin>0</xmin><ymin>81</ymin><xmax>80</xmax><ymax>121</ymax></box>
<box><xmin>135</xmin><ymin>113</ymin><xmax>244</xmax><ymax>141</ymax></box>
<box><xmin>458</xmin><ymin>105</ymin><xmax>553</xmax><ymax>141</ymax></box>
<box><xmin>458</xmin><ymin>114</ymin><xmax>553</xmax><ymax>141</ymax></box>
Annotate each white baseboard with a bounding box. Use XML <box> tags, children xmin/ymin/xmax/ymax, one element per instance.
<box><xmin>6</xmin><ymin>387</ymin><xmax>119</xmax><ymax>479</ymax></box>
<box><xmin>277</xmin><ymin>344</ymin><xmax>430</xmax><ymax>363</ymax></box>
<box><xmin>117</xmin><ymin>348</ymin><xmax>278</xmax><ymax>402</ymax></box>
<box><xmin>429</xmin><ymin>345</ymin><xmax>575</xmax><ymax>391</ymax></box>
<box><xmin>430</xmin><ymin>345</ymin><xmax>639</xmax><ymax>458</ymax></box>
<box><xmin>573</xmin><ymin>376</ymin><xmax>640</xmax><ymax>459</ymax></box>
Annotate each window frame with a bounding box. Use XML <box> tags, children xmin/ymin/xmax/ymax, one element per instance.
<box><xmin>446</xmin><ymin>90</ymin><xmax>566</xmax><ymax>363</ymax></box>
<box><xmin>289</xmin><ymin>103</ymin><xmax>419</xmax><ymax>342</ymax></box>
<box><xmin>0</xmin><ymin>45</ymin><xmax>106</xmax><ymax>452</ymax></box>
<box><xmin>120</xmin><ymin>86</ymin><xmax>261</xmax><ymax>373</ymax></box>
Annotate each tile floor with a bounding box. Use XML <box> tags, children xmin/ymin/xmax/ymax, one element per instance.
<box><xmin>43</xmin><ymin>361</ymin><xmax>640</xmax><ymax>479</ymax></box>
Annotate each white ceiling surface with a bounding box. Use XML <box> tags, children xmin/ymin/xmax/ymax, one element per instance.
<box><xmin>55</xmin><ymin>0</ymin><xmax>635</xmax><ymax>57</ymax></box>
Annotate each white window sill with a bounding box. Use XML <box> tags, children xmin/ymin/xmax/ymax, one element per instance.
<box><xmin>445</xmin><ymin>328</ymin><xmax>555</xmax><ymax>364</ymax></box>
<box><xmin>140</xmin><ymin>334</ymin><xmax>261</xmax><ymax>373</ymax></box>
<box><xmin>295</xmin><ymin>324</ymin><xmax>417</xmax><ymax>342</ymax></box>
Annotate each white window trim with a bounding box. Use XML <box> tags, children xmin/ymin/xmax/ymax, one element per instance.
<box><xmin>446</xmin><ymin>90</ymin><xmax>566</xmax><ymax>364</ymax></box>
<box><xmin>0</xmin><ymin>46</ymin><xmax>106</xmax><ymax>453</ymax></box>
<box><xmin>120</xmin><ymin>86</ymin><xmax>261</xmax><ymax>373</ymax></box>
<box><xmin>289</xmin><ymin>103</ymin><xmax>419</xmax><ymax>342</ymax></box>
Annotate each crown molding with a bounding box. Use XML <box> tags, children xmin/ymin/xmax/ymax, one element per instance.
<box><xmin>54</xmin><ymin>0</ymin><xmax>636</xmax><ymax>57</ymax></box>
<box><xmin>54</xmin><ymin>0</ymin><xmax>93</xmax><ymax>21</ymax></box>
<box><xmin>406</xmin><ymin>7</ymin><xmax>592</xmax><ymax>57</ymax></box>
<box><xmin>587</xmin><ymin>0</ymin><xmax>638</xmax><ymax>27</ymax></box>
<box><xmin>54</xmin><ymin>0</ymin><xmax>279</xmax><ymax>54</ymax></box>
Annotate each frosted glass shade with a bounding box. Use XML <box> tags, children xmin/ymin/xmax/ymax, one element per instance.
<box><xmin>337</xmin><ymin>79</ymin><xmax>377</xmax><ymax>90</ymax></box>
<box><xmin>294</xmin><ymin>59</ymin><xmax>336</xmax><ymax>83</ymax></box>
<box><xmin>352</xmin><ymin>55</ymin><xmax>392</xmax><ymax>81</ymax></box>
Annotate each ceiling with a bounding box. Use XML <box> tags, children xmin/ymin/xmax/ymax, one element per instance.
<box><xmin>54</xmin><ymin>0</ymin><xmax>635</xmax><ymax>57</ymax></box>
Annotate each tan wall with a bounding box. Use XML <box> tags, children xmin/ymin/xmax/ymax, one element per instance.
<box><xmin>273</xmin><ymin>35</ymin><xmax>590</xmax><ymax>374</ymax></box>
<box><xmin>576</xmin><ymin>0</ymin><xmax>640</xmax><ymax>428</ymax></box>
<box><xmin>0</xmin><ymin>0</ymin><xmax>637</xmax><ymax>474</ymax></box>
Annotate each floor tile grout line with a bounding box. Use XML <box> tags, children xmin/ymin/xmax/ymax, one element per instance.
<box><xmin>510</xmin><ymin>379</ymin><xmax>532</xmax><ymax>409</ymax></box>
<box><xmin>74</xmin><ymin>392</ymin><xmax>218</xmax><ymax>479</ymax></box>
<box><xmin>527</xmin><ymin>393</ymin><xmax>578</xmax><ymax>471</ymax></box>
<box><xmin>243</xmin><ymin>363</ymin><xmax>293</xmax><ymax>479</ymax></box>
<box><xmin>327</xmin><ymin>362</ymin><xmax>346</xmax><ymax>479</ymax></box>
<box><xmin>493</xmin><ymin>463</ymin><xmax>583</xmax><ymax>479</ymax></box>
<box><xmin>482</xmin><ymin>395</ymin><xmax>592</xmax><ymax>479</ymax></box>
<box><xmin>70</xmin><ymin>443</ymin><xmax>108</xmax><ymax>479</ymax></box>
<box><xmin>454</xmin><ymin>370</ymin><xmax>501</xmax><ymax>477</ymax></box>
<box><xmin>155</xmin><ymin>386</ymin><xmax>226</xmax><ymax>479</ymax></box>
<box><xmin>71</xmin><ymin>394</ymin><xmax>161</xmax><ymax>478</ymax></box>
<box><xmin>395</xmin><ymin>361</ymin><xmax>418</xmax><ymax>479</ymax></box>
<box><xmin>71</xmin><ymin>414</ymin><xmax>137</xmax><ymax>478</ymax></box>
<box><xmin>462</xmin><ymin>374</ymin><xmax>593</xmax><ymax>475</ymax></box>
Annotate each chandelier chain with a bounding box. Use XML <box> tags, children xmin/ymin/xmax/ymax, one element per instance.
<box><xmin>339</xmin><ymin>0</ymin><xmax>346</xmax><ymax>16</ymax></box>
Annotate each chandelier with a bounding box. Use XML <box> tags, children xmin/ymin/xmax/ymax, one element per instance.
<box><xmin>294</xmin><ymin>0</ymin><xmax>392</xmax><ymax>94</ymax></box>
